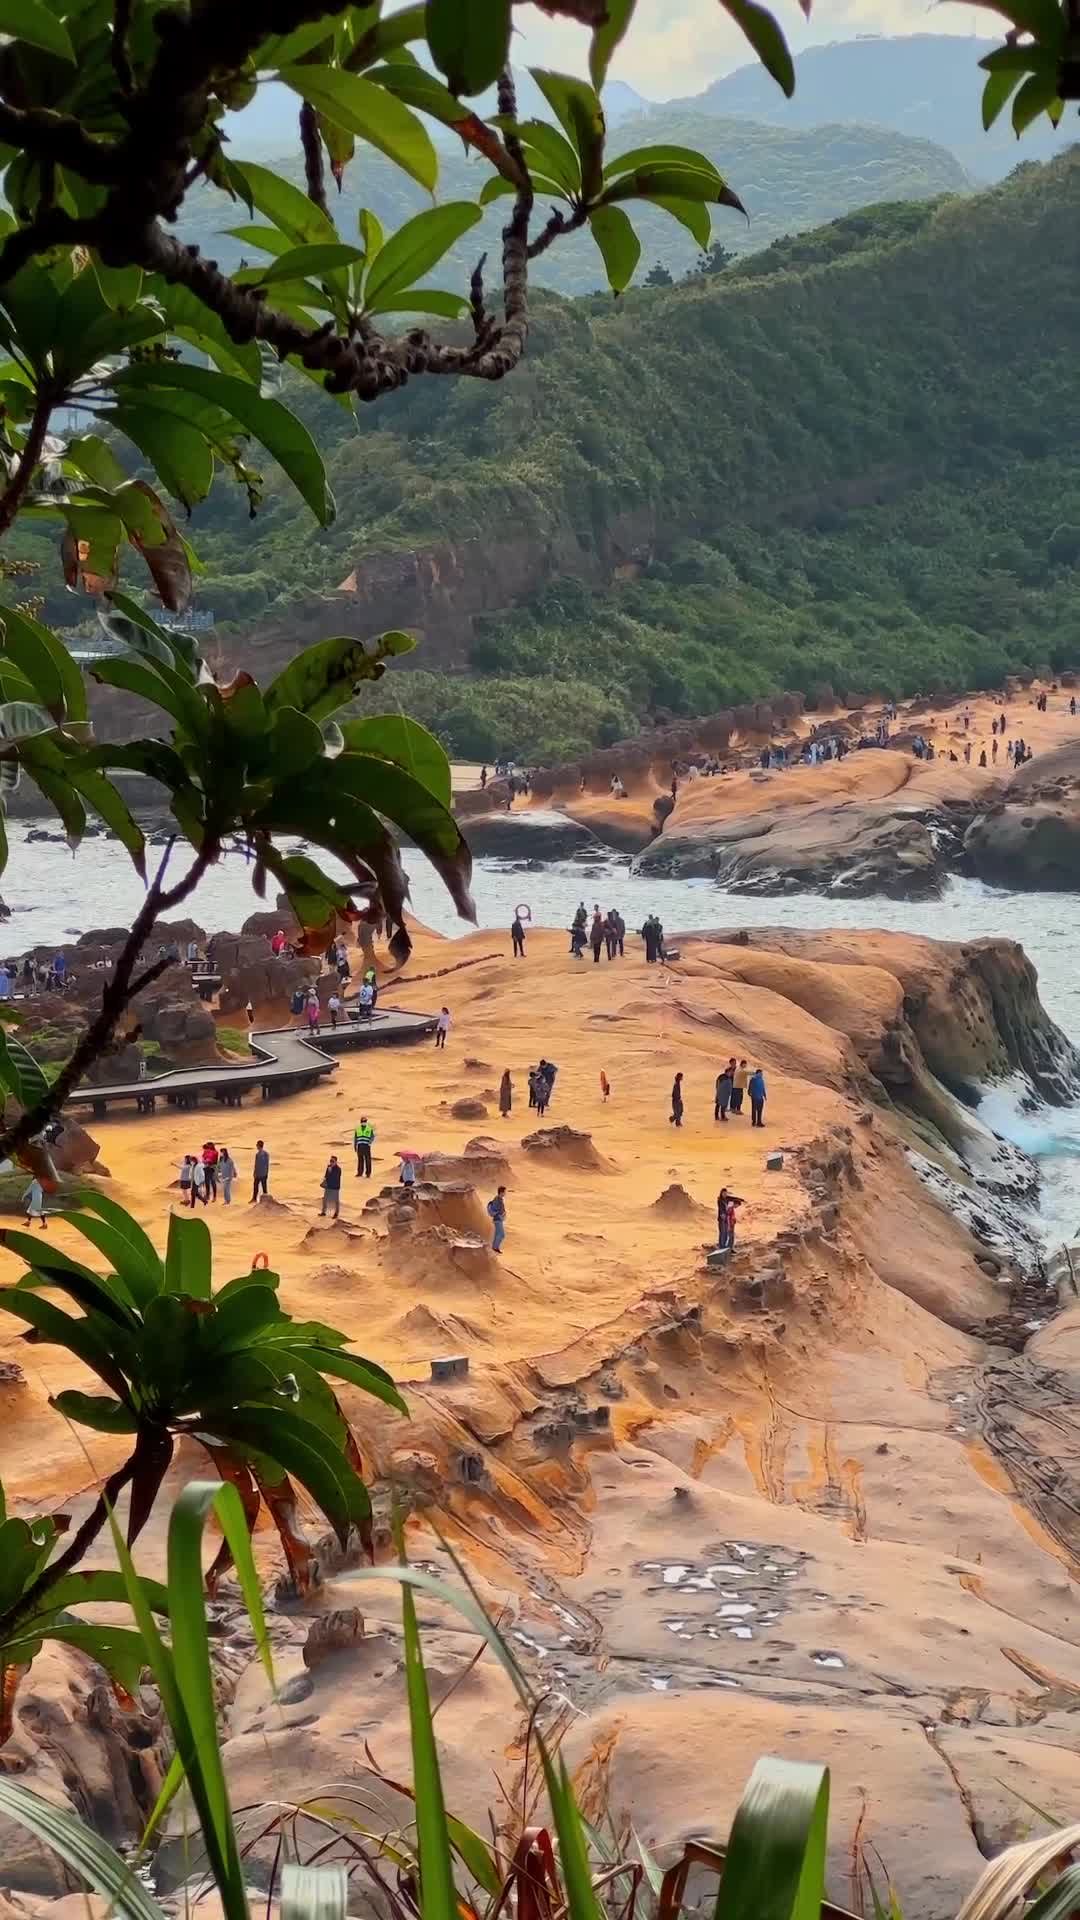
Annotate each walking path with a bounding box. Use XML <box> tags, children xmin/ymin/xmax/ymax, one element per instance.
<box><xmin>65</xmin><ymin>1006</ymin><xmax>437</xmax><ymax>1117</ymax></box>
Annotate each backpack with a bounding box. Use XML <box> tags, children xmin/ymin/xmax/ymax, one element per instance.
<box><xmin>486</xmin><ymin>1198</ymin><xmax>500</xmax><ymax>1219</ymax></box>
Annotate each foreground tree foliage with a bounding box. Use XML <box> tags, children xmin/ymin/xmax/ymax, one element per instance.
<box><xmin>0</xmin><ymin>1191</ymin><xmax>405</xmax><ymax>1729</ymax></box>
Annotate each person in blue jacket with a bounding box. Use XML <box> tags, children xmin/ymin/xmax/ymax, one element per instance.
<box><xmin>748</xmin><ymin>1066</ymin><xmax>767</xmax><ymax>1127</ymax></box>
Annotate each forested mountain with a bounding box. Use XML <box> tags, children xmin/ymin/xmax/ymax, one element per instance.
<box><xmin>31</xmin><ymin>155</ymin><xmax>1080</xmax><ymax>764</ymax></box>
<box><xmin>176</xmin><ymin>110</ymin><xmax>967</xmax><ymax>299</ymax></box>
<box><xmin>675</xmin><ymin>35</ymin><xmax>1070</xmax><ymax>181</ymax></box>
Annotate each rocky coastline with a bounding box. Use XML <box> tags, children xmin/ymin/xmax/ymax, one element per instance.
<box><xmin>1</xmin><ymin>921</ymin><xmax>1079</xmax><ymax>1916</ymax></box>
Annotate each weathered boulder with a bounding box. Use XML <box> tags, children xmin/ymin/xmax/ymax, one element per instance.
<box><xmin>450</xmin><ymin>1097</ymin><xmax>488</xmax><ymax>1120</ymax></box>
<box><xmin>965</xmin><ymin>802</ymin><xmax>1080</xmax><ymax>889</ymax></box>
<box><xmin>139</xmin><ymin>995</ymin><xmax>218</xmax><ymax>1059</ymax></box>
<box><xmin>218</xmin><ymin>956</ymin><xmax>314</xmax><ymax>1022</ymax></box>
<box><xmin>463</xmin><ymin>811</ymin><xmax>605</xmax><ymax>859</ymax></box>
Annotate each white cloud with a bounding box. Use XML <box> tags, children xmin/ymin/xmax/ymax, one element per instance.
<box><xmin>513</xmin><ymin>0</ymin><xmax>1003</xmax><ymax>99</ymax></box>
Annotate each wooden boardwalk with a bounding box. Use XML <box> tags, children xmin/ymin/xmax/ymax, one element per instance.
<box><xmin>65</xmin><ymin>1007</ymin><xmax>437</xmax><ymax>1118</ymax></box>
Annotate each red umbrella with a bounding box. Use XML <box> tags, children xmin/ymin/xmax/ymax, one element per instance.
<box><xmin>397</xmin><ymin>1148</ymin><xmax>422</xmax><ymax>1161</ymax></box>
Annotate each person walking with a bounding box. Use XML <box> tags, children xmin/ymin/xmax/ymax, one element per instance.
<box><xmin>192</xmin><ymin>1158</ymin><xmax>209</xmax><ymax>1206</ymax></box>
<box><xmin>320</xmin><ymin>1155</ymin><xmax>342</xmax><ymax>1218</ymax></box>
<box><xmin>480</xmin><ymin>764</ymin><xmax>488</xmax><ymax>790</ymax></box>
<box><xmin>714</xmin><ymin>1060</ymin><xmax>734</xmax><ymax>1122</ymax></box>
<box><xmin>570</xmin><ymin>902</ymin><xmax>587</xmax><ymax>954</ymax></box>
<box><xmin>499</xmin><ymin>1069</ymin><xmax>513</xmax><ymax>1119</ymax></box>
<box><xmin>435</xmin><ymin>1006</ymin><xmax>451</xmax><ymax>1049</ymax></box>
<box><xmin>179</xmin><ymin>1155</ymin><xmax>194</xmax><ymax>1206</ymax></box>
<box><xmin>748</xmin><ymin>1066</ymin><xmax>767</xmax><ymax>1126</ymax></box>
<box><xmin>731</xmin><ymin>1059</ymin><xmax>749</xmax><ymax>1115</ymax></box>
<box><xmin>52</xmin><ymin>951</ymin><xmax>66</xmax><ymax>992</ymax></box>
<box><xmin>354</xmin><ymin>1115</ymin><xmax>374</xmax><ymax>1177</ymax></box>
<box><xmin>487</xmin><ymin>1185</ymin><xmax>507</xmax><ymax>1253</ymax></box>
<box><xmin>511</xmin><ymin>914</ymin><xmax>526</xmax><ymax>959</ymax></box>
<box><xmin>590</xmin><ymin>910</ymin><xmax>605</xmax><ymax>964</ymax></box>
<box><xmin>252</xmin><ymin>1139</ymin><xmax>270</xmax><ymax>1203</ymax></box>
<box><xmin>604</xmin><ymin>912</ymin><xmax>618</xmax><ymax>961</ymax></box>
<box><xmin>218</xmin><ymin>1147</ymin><xmax>236</xmax><ymax>1206</ymax></box>
<box><xmin>23</xmin><ymin>1176</ymin><xmax>46</xmax><ymax>1229</ymax></box>
<box><xmin>670</xmin><ymin>1071</ymin><xmax>684</xmax><ymax>1128</ymax></box>
<box><xmin>358</xmin><ymin>979</ymin><xmax>374</xmax><ymax>1019</ymax></box>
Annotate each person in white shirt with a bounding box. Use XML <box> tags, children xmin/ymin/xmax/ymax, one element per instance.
<box><xmin>434</xmin><ymin>1006</ymin><xmax>451</xmax><ymax>1050</ymax></box>
<box><xmin>327</xmin><ymin>991</ymin><xmax>342</xmax><ymax>1028</ymax></box>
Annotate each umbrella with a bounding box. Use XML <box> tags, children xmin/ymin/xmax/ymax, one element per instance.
<box><xmin>396</xmin><ymin>1149</ymin><xmax>422</xmax><ymax>1161</ymax></box>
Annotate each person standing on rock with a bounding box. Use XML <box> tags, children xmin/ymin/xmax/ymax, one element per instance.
<box><xmin>670</xmin><ymin>1071</ymin><xmax>684</xmax><ymax>1128</ymax></box>
<box><xmin>731</xmin><ymin>1059</ymin><xmax>749</xmax><ymax>1115</ymax></box>
<box><xmin>748</xmin><ymin>1066</ymin><xmax>767</xmax><ymax>1127</ymax></box>
<box><xmin>717</xmin><ymin>1187</ymin><xmax>743</xmax><ymax>1250</ymax></box>
<box><xmin>320</xmin><ymin>1155</ymin><xmax>342</xmax><ymax>1219</ymax></box>
<box><xmin>714</xmin><ymin>1060</ymin><xmax>735</xmax><ymax>1122</ymax></box>
<box><xmin>487</xmin><ymin>1185</ymin><xmax>507</xmax><ymax>1253</ymax></box>
<box><xmin>435</xmin><ymin>1006</ymin><xmax>451</xmax><ymax>1049</ymax></box>
<box><xmin>511</xmin><ymin>914</ymin><xmax>526</xmax><ymax>959</ymax></box>
<box><xmin>641</xmin><ymin>915</ymin><xmax>660</xmax><ymax>964</ymax></box>
<box><xmin>252</xmin><ymin>1139</ymin><xmax>270</xmax><ymax>1203</ymax></box>
<box><xmin>499</xmin><ymin>1070</ymin><xmax>513</xmax><ymax>1119</ymax></box>
<box><xmin>192</xmin><ymin>1157</ymin><xmax>209</xmax><ymax>1206</ymax></box>
<box><xmin>218</xmin><ymin>1147</ymin><xmax>236</xmax><ymax>1206</ymax></box>
<box><xmin>354</xmin><ymin>1116</ymin><xmax>374</xmax><ymax>1177</ymax></box>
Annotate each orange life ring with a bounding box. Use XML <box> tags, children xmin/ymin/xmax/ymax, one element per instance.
<box><xmin>251</xmin><ymin>1250</ymin><xmax>270</xmax><ymax>1271</ymax></box>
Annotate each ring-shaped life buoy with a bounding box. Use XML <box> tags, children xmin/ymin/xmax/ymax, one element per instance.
<box><xmin>251</xmin><ymin>1250</ymin><xmax>270</xmax><ymax>1271</ymax></box>
<box><xmin>514</xmin><ymin>903</ymin><xmax>532</xmax><ymax>922</ymax></box>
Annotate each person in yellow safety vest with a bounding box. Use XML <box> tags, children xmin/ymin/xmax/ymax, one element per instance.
<box><xmin>354</xmin><ymin>1116</ymin><xmax>375</xmax><ymax>1178</ymax></box>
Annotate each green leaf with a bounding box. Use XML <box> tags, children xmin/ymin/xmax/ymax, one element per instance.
<box><xmin>110</xmin><ymin>406</ymin><xmax>215</xmax><ymax>513</ymax></box>
<box><xmin>26</xmin><ymin>1621</ymin><xmax>149</xmax><ymax>1696</ymax></box>
<box><xmin>505</xmin><ymin>118</ymin><xmax>582</xmax><ymax>194</ymax></box>
<box><xmin>0</xmin><ymin>1782</ymin><xmax>160</xmax><ymax>1920</ymax></box>
<box><xmin>971</xmin><ymin>0</ymin><xmax>1063</xmax><ymax>44</ymax></box>
<box><xmin>257</xmin><ymin>19</ymin><xmax>339</xmax><ymax>66</ymax></box>
<box><xmin>0</xmin><ymin>700</ymin><xmax>56</xmax><ymax>749</ymax></box>
<box><xmin>363</xmin><ymin>202</ymin><xmax>481</xmax><ymax>309</ymax></box>
<box><xmin>279</xmin><ymin>65</ymin><xmax>437</xmax><ymax>192</ymax></box>
<box><xmin>294</xmin><ymin>1345</ymin><xmax>407</xmax><ymax>1416</ymax></box>
<box><xmin>590</xmin><ymin>0</ymin><xmax>636</xmax><ymax>88</ymax></box>
<box><xmin>7</xmin><ymin>1235</ymin><xmax>138</xmax><ymax>1324</ymax></box>
<box><xmin>265</xmin><ymin>631</ymin><xmax>413</xmax><ymax>723</ymax></box>
<box><xmin>232</xmin><ymin>162</ymin><xmax>338</xmax><ymax>247</ymax></box>
<box><xmin>716</xmin><ymin>0</ymin><xmax>794</xmax><ymax>97</ymax></box>
<box><xmin>426</xmin><ymin>0</ymin><xmax>511</xmax><ymax>95</ymax></box>
<box><xmin>202</xmin><ymin>1285</ymin><xmax>285</xmax><ymax>1352</ymax></box>
<box><xmin>109</xmin><ymin>363</ymin><xmax>334</xmax><ymax>528</ymax></box>
<box><xmin>1011</xmin><ymin>66</ymin><xmax>1062</xmax><ymax>131</ymax></box>
<box><xmin>0</xmin><ymin>1287</ymin><xmax>128</xmax><ymax>1395</ymax></box>
<box><xmin>0</xmin><ymin>1</ymin><xmax>74</xmax><ymax>61</ymax></box>
<box><xmin>165</xmin><ymin>1210</ymin><xmax>212</xmax><ymax>1301</ymax></box>
<box><xmin>373</xmin><ymin>290</ymin><xmax>467</xmax><ymax>318</ymax></box>
<box><xmin>714</xmin><ymin>1758</ymin><xmax>830</xmax><ymax>1920</ymax></box>
<box><xmin>243</xmin><ymin>243</ymin><xmax>366</xmax><ymax>286</ymax></box>
<box><xmin>212</xmin><ymin>1406</ymin><xmax>369</xmax><ymax>1547</ymax></box>
<box><xmin>339</xmin><ymin>714</ymin><xmax>451</xmax><ymax>806</ymax></box>
<box><xmin>65</xmin><ymin>763</ymin><xmax>146</xmax><ymax>877</ymax></box>
<box><xmin>31</xmin><ymin>1568</ymin><xmax>170</xmax><ymax>1619</ymax></box>
<box><xmin>65</xmin><ymin>434</ymin><xmax>128</xmax><ymax>492</ymax></box>
<box><xmin>49</xmin><ymin>1390</ymin><xmax>139</xmax><ymax>1434</ymax></box>
<box><xmin>603</xmin><ymin>143</ymin><xmax>720</xmax><ymax>185</ymax></box>
<box><xmin>359</xmin><ymin>206</ymin><xmax>384</xmax><ymax>261</ymax></box>
<box><xmin>982</xmin><ymin>66</ymin><xmax>1026</xmax><ymax>127</ymax></box>
<box><xmin>104</xmin><ymin>588</ymin><xmax>200</xmax><ymax>672</ymax></box>
<box><xmin>0</xmin><ymin>606</ymin><xmax>86</xmax><ymax>724</ymax></box>
<box><xmin>0</xmin><ymin>1024</ymin><xmax>49</xmax><ymax>1106</ymax></box>
<box><xmin>588</xmin><ymin>203</ymin><xmax>640</xmax><ymax>293</ymax></box>
<box><xmin>530</xmin><ymin>70</ymin><xmax>606</xmax><ymax>201</ymax></box>
<box><xmin>400</xmin><ymin>1573</ymin><xmax>458</xmax><ymax>1920</ymax></box>
<box><xmin>89</xmin><ymin>655</ymin><xmax>207</xmax><ymax>741</ymax></box>
<box><xmin>646</xmin><ymin>194</ymin><xmax>712</xmax><ymax>249</ymax></box>
<box><xmin>1025</xmin><ymin>1866</ymin><xmax>1080</xmax><ymax>1920</ymax></box>
<box><xmin>91</xmin><ymin>257</ymin><xmax>143</xmax><ymax>312</ymax></box>
<box><xmin>602</xmin><ymin>164</ymin><xmax>746</xmax><ymax>218</ymax></box>
<box><xmin>316</xmin><ymin>752</ymin><xmax>473</xmax><ymax>917</ymax></box>
<box><xmin>67</xmin><ymin>1189</ymin><xmax>165</xmax><ymax>1308</ymax></box>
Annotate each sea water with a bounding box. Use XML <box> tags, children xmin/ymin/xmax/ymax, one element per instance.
<box><xmin>6</xmin><ymin>829</ymin><xmax>1079</xmax><ymax>1241</ymax></box>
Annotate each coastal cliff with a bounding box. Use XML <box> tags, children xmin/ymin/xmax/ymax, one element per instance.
<box><xmin>0</xmin><ymin>924</ymin><xmax>1078</xmax><ymax>1915</ymax></box>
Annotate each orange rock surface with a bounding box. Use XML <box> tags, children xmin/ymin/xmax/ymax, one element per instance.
<box><xmin>1</xmin><ymin>923</ymin><xmax>1078</xmax><ymax>1912</ymax></box>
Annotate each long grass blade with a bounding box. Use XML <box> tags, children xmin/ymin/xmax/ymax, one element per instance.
<box><xmin>713</xmin><ymin>1757</ymin><xmax>829</xmax><ymax>1920</ymax></box>
<box><xmin>281</xmin><ymin>1864</ymin><xmax>348</xmax><ymax>1920</ymax></box>
<box><xmin>956</xmin><ymin>1825</ymin><xmax>1080</xmax><ymax>1920</ymax></box>
<box><xmin>0</xmin><ymin>1779</ymin><xmax>162</xmax><ymax>1920</ymax></box>
<box><xmin>401</xmin><ymin>1576</ymin><xmax>458</xmax><ymax>1920</ymax></box>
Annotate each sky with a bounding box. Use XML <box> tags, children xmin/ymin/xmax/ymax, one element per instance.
<box><xmin>514</xmin><ymin>0</ymin><xmax>999</xmax><ymax>99</ymax></box>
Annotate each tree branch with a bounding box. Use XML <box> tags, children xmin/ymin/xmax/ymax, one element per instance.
<box><xmin>528</xmin><ymin>202</ymin><xmax>588</xmax><ymax>259</ymax></box>
<box><xmin>0</xmin><ymin>840</ymin><xmax>216</xmax><ymax>1166</ymax></box>
<box><xmin>0</xmin><ymin>388</ymin><xmax>54</xmax><ymax>540</ymax></box>
<box><xmin>0</xmin><ymin>104</ymin><xmax>121</xmax><ymax>183</ymax></box>
<box><xmin>299</xmin><ymin>102</ymin><xmax>330</xmax><ymax>217</ymax></box>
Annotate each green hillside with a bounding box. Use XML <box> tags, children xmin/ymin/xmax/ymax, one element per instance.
<box><xmin>150</xmin><ymin>155</ymin><xmax>1080</xmax><ymax>760</ymax></box>
<box><xmin>176</xmin><ymin>109</ymin><xmax>969</xmax><ymax>298</ymax></box>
